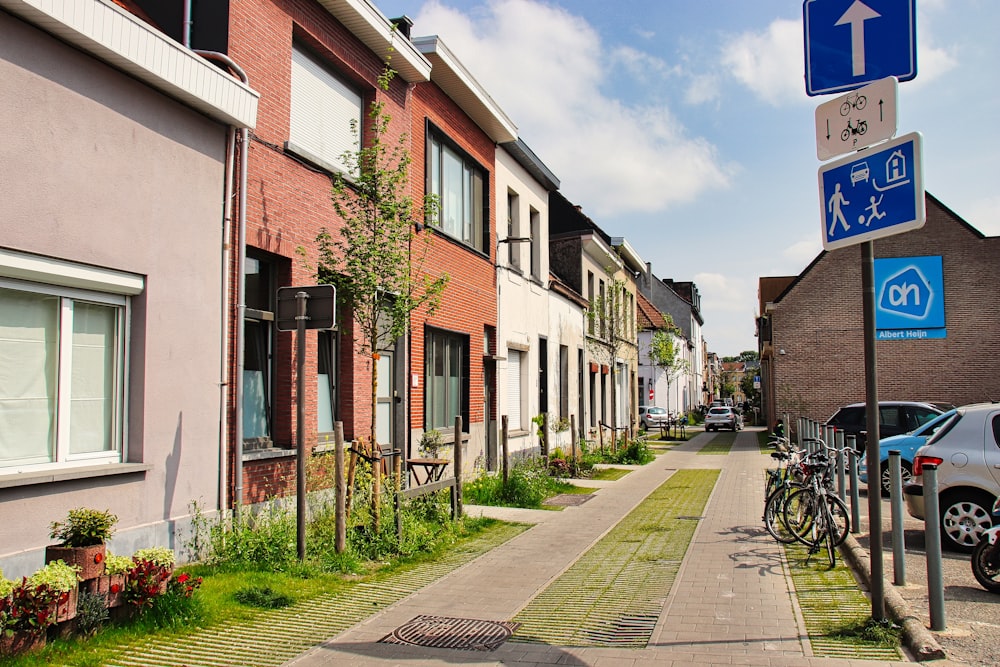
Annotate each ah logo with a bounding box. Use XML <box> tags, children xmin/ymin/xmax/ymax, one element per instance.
<box><xmin>879</xmin><ymin>266</ymin><xmax>932</xmax><ymax>319</ymax></box>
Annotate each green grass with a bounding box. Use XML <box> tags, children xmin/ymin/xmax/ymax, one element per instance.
<box><xmin>587</xmin><ymin>467</ymin><xmax>631</xmax><ymax>481</ymax></box>
<box><xmin>782</xmin><ymin>540</ymin><xmax>902</xmax><ymax>660</ymax></box>
<box><xmin>697</xmin><ymin>431</ymin><xmax>736</xmax><ymax>455</ymax></box>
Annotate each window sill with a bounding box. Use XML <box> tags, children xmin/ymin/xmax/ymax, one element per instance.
<box><xmin>242</xmin><ymin>447</ymin><xmax>295</xmax><ymax>462</ymax></box>
<box><xmin>0</xmin><ymin>462</ymin><xmax>152</xmax><ymax>489</ymax></box>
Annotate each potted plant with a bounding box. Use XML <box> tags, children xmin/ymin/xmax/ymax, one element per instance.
<box><xmin>46</xmin><ymin>508</ymin><xmax>118</xmax><ymax>580</ymax></box>
<box><xmin>85</xmin><ymin>552</ymin><xmax>132</xmax><ymax>608</ymax></box>
<box><xmin>132</xmin><ymin>547</ymin><xmax>176</xmax><ymax>595</ymax></box>
<box><xmin>29</xmin><ymin>560</ymin><xmax>81</xmax><ymax>624</ymax></box>
<box><xmin>0</xmin><ymin>578</ymin><xmax>58</xmax><ymax>657</ymax></box>
<box><xmin>418</xmin><ymin>429</ymin><xmax>444</xmax><ymax>459</ymax></box>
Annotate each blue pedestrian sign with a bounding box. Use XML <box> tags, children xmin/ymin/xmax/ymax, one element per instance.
<box><xmin>804</xmin><ymin>0</ymin><xmax>917</xmax><ymax>96</ymax></box>
<box><xmin>818</xmin><ymin>131</ymin><xmax>924</xmax><ymax>251</ymax></box>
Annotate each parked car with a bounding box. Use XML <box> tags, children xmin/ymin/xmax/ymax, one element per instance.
<box><xmin>903</xmin><ymin>402</ymin><xmax>1000</xmax><ymax>552</ymax></box>
<box><xmin>638</xmin><ymin>406</ymin><xmax>669</xmax><ymax>430</ymax></box>
<box><xmin>825</xmin><ymin>400</ymin><xmax>954</xmax><ymax>450</ymax></box>
<box><xmin>705</xmin><ymin>406</ymin><xmax>742</xmax><ymax>432</ymax></box>
<box><xmin>859</xmin><ymin>409</ymin><xmax>957</xmax><ymax>496</ymax></box>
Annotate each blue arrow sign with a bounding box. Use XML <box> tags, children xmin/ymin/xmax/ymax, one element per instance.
<box><xmin>818</xmin><ymin>132</ymin><xmax>924</xmax><ymax>251</ymax></box>
<box><xmin>804</xmin><ymin>0</ymin><xmax>917</xmax><ymax>96</ymax></box>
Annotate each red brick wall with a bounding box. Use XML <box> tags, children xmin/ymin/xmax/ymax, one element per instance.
<box><xmin>408</xmin><ymin>82</ymin><xmax>497</xmax><ymax>433</ymax></box>
<box><xmin>223</xmin><ymin>0</ymin><xmax>413</xmax><ymax>504</ymax></box>
<box><xmin>769</xmin><ymin>195</ymin><xmax>1000</xmax><ymax>428</ymax></box>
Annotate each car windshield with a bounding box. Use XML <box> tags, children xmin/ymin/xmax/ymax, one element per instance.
<box><xmin>909</xmin><ymin>409</ymin><xmax>956</xmax><ymax>436</ymax></box>
<box><xmin>924</xmin><ymin>412</ymin><xmax>962</xmax><ymax>446</ymax></box>
<box><xmin>647</xmin><ymin>408</ymin><xmax>666</xmax><ymax>415</ymax></box>
<box><xmin>708</xmin><ymin>408</ymin><xmax>730</xmax><ymax>416</ymax></box>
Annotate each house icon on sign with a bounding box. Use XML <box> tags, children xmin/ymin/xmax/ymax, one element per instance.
<box><xmin>886</xmin><ymin>150</ymin><xmax>906</xmax><ymax>184</ymax></box>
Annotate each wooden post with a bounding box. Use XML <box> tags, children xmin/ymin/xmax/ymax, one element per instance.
<box><xmin>346</xmin><ymin>439</ymin><xmax>359</xmax><ymax>512</ymax></box>
<box><xmin>372</xmin><ymin>439</ymin><xmax>381</xmax><ymax>531</ymax></box>
<box><xmin>542</xmin><ymin>412</ymin><xmax>549</xmax><ymax>459</ymax></box>
<box><xmin>570</xmin><ymin>415</ymin><xmax>577</xmax><ymax>476</ymax></box>
<box><xmin>501</xmin><ymin>415</ymin><xmax>510</xmax><ymax>485</ymax></box>
<box><xmin>453</xmin><ymin>416</ymin><xmax>463</xmax><ymax>518</ymax></box>
<box><xmin>335</xmin><ymin>423</ymin><xmax>346</xmax><ymax>554</ymax></box>
<box><xmin>598</xmin><ymin>424</ymin><xmax>604</xmax><ymax>455</ymax></box>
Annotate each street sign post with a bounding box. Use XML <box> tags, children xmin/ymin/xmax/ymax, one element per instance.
<box><xmin>816</xmin><ymin>76</ymin><xmax>897</xmax><ymax>160</ymax></box>
<box><xmin>804</xmin><ymin>0</ymin><xmax>916</xmax><ymax>96</ymax></box>
<box><xmin>818</xmin><ymin>131</ymin><xmax>924</xmax><ymax>251</ymax></box>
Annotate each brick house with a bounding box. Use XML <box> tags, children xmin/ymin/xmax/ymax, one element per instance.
<box><xmin>758</xmin><ymin>193</ymin><xmax>1000</xmax><ymax>433</ymax></box>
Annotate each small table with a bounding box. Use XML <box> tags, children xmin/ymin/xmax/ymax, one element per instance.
<box><xmin>407</xmin><ymin>458</ymin><xmax>449</xmax><ymax>486</ymax></box>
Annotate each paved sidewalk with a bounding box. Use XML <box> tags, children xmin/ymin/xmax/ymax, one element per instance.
<box><xmin>285</xmin><ymin>430</ymin><xmax>913</xmax><ymax>666</ymax></box>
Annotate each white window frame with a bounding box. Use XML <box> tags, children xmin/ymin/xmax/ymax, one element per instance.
<box><xmin>288</xmin><ymin>44</ymin><xmax>362</xmax><ymax>178</ymax></box>
<box><xmin>0</xmin><ymin>269</ymin><xmax>134</xmax><ymax>472</ymax></box>
<box><xmin>506</xmin><ymin>348</ymin><xmax>524</xmax><ymax>431</ymax></box>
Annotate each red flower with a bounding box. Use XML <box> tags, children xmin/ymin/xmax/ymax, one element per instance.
<box><xmin>176</xmin><ymin>573</ymin><xmax>190</xmax><ymax>584</ymax></box>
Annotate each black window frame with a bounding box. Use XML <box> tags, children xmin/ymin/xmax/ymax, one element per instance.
<box><xmin>425</xmin><ymin>121</ymin><xmax>490</xmax><ymax>254</ymax></box>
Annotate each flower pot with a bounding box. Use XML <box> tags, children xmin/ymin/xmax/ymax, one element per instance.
<box><xmin>45</xmin><ymin>543</ymin><xmax>106</xmax><ymax>581</ymax></box>
<box><xmin>0</xmin><ymin>631</ymin><xmax>46</xmax><ymax>657</ymax></box>
<box><xmin>53</xmin><ymin>585</ymin><xmax>79</xmax><ymax>623</ymax></box>
<box><xmin>86</xmin><ymin>573</ymin><xmax>126</xmax><ymax>608</ymax></box>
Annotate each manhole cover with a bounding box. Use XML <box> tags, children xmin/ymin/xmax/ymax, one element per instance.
<box><xmin>380</xmin><ymin>615</ymin><xmax>519</xmax><ymax>651</ymax></box>
<box><xmin>544</xmin><ymin>494</ymin><xmax>594</xmax><ymax>506</ymax></box>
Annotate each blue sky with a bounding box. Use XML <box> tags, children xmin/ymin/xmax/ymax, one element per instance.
<box><xmin>373</xmin><ymin>0</ymin><xmax>1000</xmax><ymax>356</ymax></box>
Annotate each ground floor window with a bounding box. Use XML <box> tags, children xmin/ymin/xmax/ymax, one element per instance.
<box><xmin>425</xmin><ymin>328</ymin><xmax>468</xmax><ymax>431</ymax></box>
<box><xmin>506</xmin><ymin>348</ymin><xmax>523</xmax><ymax>430</ymax></box>
<box><xmin>0</xmin><ymin>282</ymin><xmax>127</xmax><ymax>469</ymax></box>
<box><xmin>317</xmin><ymin>330</ymin><xmax>337</xmax><ymax>433</ymax></box>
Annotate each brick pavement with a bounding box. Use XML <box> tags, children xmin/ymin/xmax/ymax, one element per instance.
<box><xmin>285</xmin><ymin>429</ymin><xmax>914</xmax><ymax>666</ymax></box>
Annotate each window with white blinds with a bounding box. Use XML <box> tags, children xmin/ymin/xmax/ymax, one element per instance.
<box><xmin>289</xmin><ymin>45</ymin><xmax>361</xmax><ymax>177</ymax></box>
<box><xmin>506</xmin><ymin>349</ymin><xmax>522</xmax><ymax>430</ymax></box>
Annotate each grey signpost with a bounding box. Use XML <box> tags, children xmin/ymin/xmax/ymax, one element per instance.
<box><xmin>276</xmin><ymin>285</ymin><xmax>336</xmax><ymax>560</ymax></box>
<box><xmin>806</xmin><ymin>0</ymin><xmax>921</xmax><ymax>622</ymax></box>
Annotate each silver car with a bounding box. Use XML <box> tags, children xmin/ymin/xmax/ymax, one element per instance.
<box><xmin>903</xmin><ymin>402</ymin><xmax>1000</xmax><ymax>552</ymax></box>
<box><xmin>704</xmin><ymin>406</ymin><xmax>742</xmax><ymax>432</ymax></box>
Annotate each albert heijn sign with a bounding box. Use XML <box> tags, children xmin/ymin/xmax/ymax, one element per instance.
<box><xmin>804</xmin><ymin>0</ymin><xmax>917</xmax><ymax>96</ymax></box>
<box><xmin>874</xmin><ymin>256</ymin><xmax>946</xmax><ymax>340</ymax></box>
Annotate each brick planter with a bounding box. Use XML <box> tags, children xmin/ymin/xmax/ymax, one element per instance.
<box><xmin>86</xmin><ymin>573</ymin><xmax>126</xmax><ymax>607</ymax></box>
<box><xmin>45</xmin><ymin>544</ymin><xmax>106</xmax><ymax>581</ymax></box>
<box><xmin>0</xmin><ymin>631</ymin><xmax>46</xmax><ymax>658</ymax></box>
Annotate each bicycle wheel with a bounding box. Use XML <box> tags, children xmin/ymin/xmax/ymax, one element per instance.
<box><xmin>783</xmin><ymin>487</ymin><xmax>819</xmax><ymax>546</ymax></box>
<box><xmin>764</xmin><ymin>484</ymin><xmax>801</xmax><ymax>543</ymax></box>
<box><xmin>824</xmin><ymin>509</ymin><xmax>838</xmax><ymax>568</ymax></box>
<box><xmin>824</xmin><ymin>494</ymin><xmax>851</xmax><ymax>547</ymax></box>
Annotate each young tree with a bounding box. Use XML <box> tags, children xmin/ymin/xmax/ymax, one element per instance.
<box><xmin>586</xmin><ymin>268</ymin><xmax>634</xmax><ymax>433</ymax></box>
<box><xmin>313</xmin><ymin>64</ymin><xmax>448</xmax><ymax>526</ymax></box>
<box><xmin>648</xmin><ymin>324</ymin><xmax>690</xmax><ymax>420</ymax></box>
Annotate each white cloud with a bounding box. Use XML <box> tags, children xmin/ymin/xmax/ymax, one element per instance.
<box><xmin>963</xmin><ymin>196</ymin><xmax>1000</xmax><ymax>236</ymax></box>
<box><xmin>720</xmin><ymin>19</ymin><xmax>807</xmax><ymax>107</ymax></box>
<box><xmin>410</xmin><ymin>0</ymin><xmax>732</xmax><ymax>217</ymax></box>
<box><xmin>782</xmin><ymin>237</ymin><xmax>823</xmax><ymax>267</ymax></box>
<box><xmin>694</xmin><ymin>271</ymin><xmax>759</xmax><ymax>355</ymax></box>
<box><xmin>684</xmin><ymin>74</ymin><xmax>721</xmax><ymax>106</ymax></box>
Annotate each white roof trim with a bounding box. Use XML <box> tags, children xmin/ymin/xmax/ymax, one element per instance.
<box><xmin>0</xmin><ymin>248</ymin><xmax>145</xmax><ymax>295</ymax></box>
<box><xmin>0</xmin><ymin>0</ymin><xmax>259</xmax><ymax>128</ymax></box>
<box><xmin>609</xmin><ymin>237</ymin><xmax>645</xmax><ymax>272</ymax></box>
<box><xmin>317</xmin><ymin>0</ymin><xmax>431</xmax><ymax>83</ymax></box>
<box><xmin>412</xmin><ymin>35</ymin><xmax>517</xmax><ymax>144</ymax></box>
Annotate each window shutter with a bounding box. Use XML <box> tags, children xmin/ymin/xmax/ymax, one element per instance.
<box><xmin>507</xmin><ymin>350</ymin><xmax>522</xmax><ymax>430</ymax></box>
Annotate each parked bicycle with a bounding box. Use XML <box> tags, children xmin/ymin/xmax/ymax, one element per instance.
<box><xmin>781</xmin><ymin>441</ymin><xmax>851</xmax><ymax>568</ymax></box>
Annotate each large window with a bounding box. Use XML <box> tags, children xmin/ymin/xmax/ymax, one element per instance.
<box><xmin>317</xmin><ymin>331</ymin><xmax>338</xmax><ymax>433</ymax></box>
<box><xmin>425</xmin><ymin>329</ymin><xmax>469</xmax><ymax>431</ymax></box>
<box><xmin>288</xmin><ymin>44</ymin><xmax>362</xmax><ymax>177</ymax></box>
<box><xmin>427</xmin><ymin>126</ymin><xmax>487</xmax><ymax>251</ymax></box>
<box><xmin>506</xmin><ymin>349</ymin><xmax>523</xmax><ymax>431</ymax></box>
<box><xmin>243</xmin><ymin>256</ymin><xmax>274</xmax><ymax>446</ymax></box>
<box><xmin>0</xmin><ymin>283</ymin><xmax>126</xmax><ymax>470</ymax></box>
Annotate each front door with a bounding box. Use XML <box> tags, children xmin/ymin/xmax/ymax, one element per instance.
<box><xmin>376</xmin><ymin>352</ymin><xmax>394</xmax><ymax>451</ymax></box>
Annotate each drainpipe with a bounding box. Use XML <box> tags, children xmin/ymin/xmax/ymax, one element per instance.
<box><xmin>189</xmin><ymin>45</ymin><xmax>251</xmax><ymax>516</ymax></box>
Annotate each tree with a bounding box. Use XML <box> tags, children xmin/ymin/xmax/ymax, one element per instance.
<box><xmin>648</xmin><ymin>322</ymin><xmax>689</xmax><ymax>420</ymax></box>
<box><xmin>313</xmin><ymin>64</ymin><xmax>449</xmax><ymax>527</ymax></box>
<box><xmin>586</xmin><ymin>268</ymin><xmax>634</xmax><ymax>433</ymax></box>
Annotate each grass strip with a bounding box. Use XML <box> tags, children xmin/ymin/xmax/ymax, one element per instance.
<box><xmin>587</xmin><ymin>467</ymin><xmax>631</xmax><ymax>481</ymax></box>
<box><xmin>511</xmin><ymin>469</ymin><xmax>720</xmax><ymax>647</ymax></box>
<box><xmin>782</xmin><ymin>540</ymin><xmax>902</xmax><ymax>660</ymax></box>
<box><xmin>697</xmin><ymin>431</ymin><xmax>736</xmax><ymax>455</ymax></box>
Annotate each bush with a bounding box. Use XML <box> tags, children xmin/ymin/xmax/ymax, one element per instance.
<box><xmin>49</xmin><ymin>508</ymin><xmax>118</xmax><ymax>547</ymax></box>
<box><xmin>233</xmin><ymin>586</ymin><xmax>293</xmax><ymax>609</ymax></box>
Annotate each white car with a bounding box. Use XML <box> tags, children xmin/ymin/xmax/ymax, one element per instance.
<box><xmin>705</xmin><ymin>406</ymin><xmax>742</xmax><ymax>432</ymax></box>
<box><xmin>638</xmin><ymin>406</ymin><xmax>669</xmax><ymax>430</ymax></box>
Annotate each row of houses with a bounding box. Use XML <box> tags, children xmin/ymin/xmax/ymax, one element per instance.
<box><xmin>0</xmin><ymin>0</ymin><xmax>713</xmax><ymax>576</ymax></box>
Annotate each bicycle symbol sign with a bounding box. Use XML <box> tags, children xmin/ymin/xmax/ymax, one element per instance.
<box><xmin>817</xmin><ymin>132</ymin><xmax>924</xmax><ymax>251</ymax></box>
<box><xmin>815</xmin><ymin>76</ymin><xmax>897</xmax><ymax>161</ymax></box>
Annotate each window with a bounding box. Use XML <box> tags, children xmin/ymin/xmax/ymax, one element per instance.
<box><xmin>317</xmin><ymin>331</ymin><xmax>337</xmax><ymax>433</ymax></box>
<box><xmin>506</xmin><ymin>190</ymin><xmax>520</xmax><ymax>270</ymax></box>
<box><xmin>529</xmin><ymin>208</ymin><xmax>540</xmax><ymax>280</ymax></box>
<box><xmin>425</xmin><ymin>329</ymin><xmax>468</xmax><ymax>431</ymax></box>
<box><xmin>0</xmin><ymin>282</ymin><xmax>128</xmax><ymax>470</ymax></box>
<box><xmin>506</xmin><ymin>349</ymin><xmax>523</xmax><ymax>431</ymax></box>
<box><xmin>587</xmin><ymin>271</ymin><xmax>595</xmax><ymax>335</ymax></box>
<box><xmin>243</xmin><ymin>256</ymin><xmax>274</xmax><ymax>446</ymax></box>
<box><xmin>559</xmin><ymin>345</ymin><xmax>569</xmax><ymax>419</ymax></box>
<box><xmin>427</xmin><ymin>126</ymin><xmax>488</xmax><ymax>251</ymax></box>
<box><xmin>288</xmin><ymin>44</ymin><xmax>362</xmax><ymax>177</ymax></box>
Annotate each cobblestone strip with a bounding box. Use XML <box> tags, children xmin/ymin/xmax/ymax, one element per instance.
<box><xmin>510</xmin><ymin>468</ymin><xmax>719</xmax><ymax>647</ymax></box>
<box><xmin>103</xmin><ymin>523</ymin><xmax>527</xmax><ymax>667</ymax></box>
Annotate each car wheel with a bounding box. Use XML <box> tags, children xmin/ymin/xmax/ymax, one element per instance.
<box><xmin>939</xmin><ymin>491</ymin><xmax>996</xmax><ymax>553</ymax></box>
<box><xmin>879</xmin><ymin>460</ymin><xmax>912</xmax><ymax>497</ymax></box>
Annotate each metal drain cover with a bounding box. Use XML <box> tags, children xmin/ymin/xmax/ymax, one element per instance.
<box><xmin>380</xmin><ymin>615</ymin><xmax>519</xmax><ymax>651</ymax></box>
<box><xmin>544</xmin><ymin>493</ymin><xmax>594</xmax><ymax>506</ymax></box>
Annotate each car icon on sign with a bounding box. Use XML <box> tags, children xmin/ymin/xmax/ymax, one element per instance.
<box><xmin>850</xmin><ymin>162</ymin><xmax>870</xmax><ymax>185</ymax></box>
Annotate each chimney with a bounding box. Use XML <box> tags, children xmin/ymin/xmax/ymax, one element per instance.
<box><xmin>390</xmin><ymin>16</ymin><xmax>413</xmax><ymax>39</ymax></box>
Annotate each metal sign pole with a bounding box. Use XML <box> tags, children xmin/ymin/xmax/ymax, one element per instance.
<box><xmin>862</xmin><ymin>241</ymin><xmax>885</xmax><ymax>620</ymax></box>
<box><xmin>295</xmin><ymin>291</ymin><xmax>308</xmax><ymax>561</ymax></box>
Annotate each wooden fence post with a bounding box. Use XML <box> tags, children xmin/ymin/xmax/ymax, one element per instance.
<box><xmin>453</xmin><ymin>416</ymin><xmax>463</xmax><ymax>518</ymax></box>
<box><xmin>501</xmin><ymin>415</ymin><xmax>509</xmax><ymax>485</ymax></box>
<box><xmin>335</xmin><ymin>423</ymin><xmax>346</xmax><ymax>554</ymax></box>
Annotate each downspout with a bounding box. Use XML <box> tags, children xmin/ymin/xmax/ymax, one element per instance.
<box><xmin>189</xmin><ymin>42</ymin><xmax>251</xmax><ymax>516</ymax></box>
